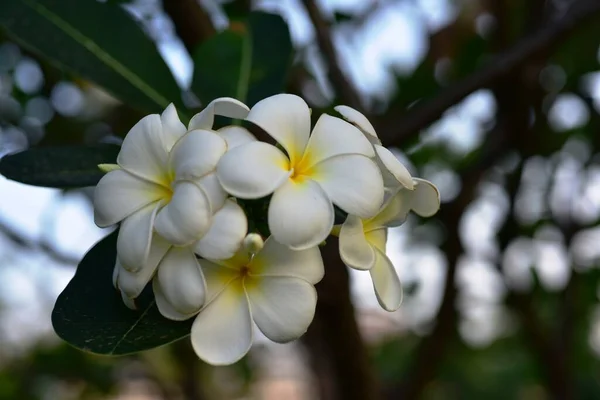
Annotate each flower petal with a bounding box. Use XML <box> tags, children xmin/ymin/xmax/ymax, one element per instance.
<box><xmin>154</xmin><ymin>181</ymin><xmax>212</xmax><ymax>245</ymax></box>
<box><xmin>374</xmin><ymin>145</ymin><xmax>414</xmax><ymax>190</ymax></box>
<box><xmin>116</xmin><ymin>234</ymin><xmax>171</xmax><ymax>298</ymax></box>
<box><xmin>218</xmin><ymin>125</ymin><xmax>257</xmax><ymax>149</ymax></box>
<box><xmin>339</xmin><ymin>215</ymin><xmax>375</xmax><ymax>271</ymax></box>
<box><xmin>188</xmin><ymin>97</ymin><xmax>250</xmax><ymax>130</ymax></box>
<box><xmin>246</xmin><ymin>94</ymin><xmax>310</xmax><ymax>164</ymax></box>
<box><xmin>370</xmin><ymin>248</ymin><xmax>402</xmax><ymax>311</ymax></box>
<box><xmin>161</xmin><ymin>103</ymin><xmax>187</xmax><ymax>149</ymax></box>
<box><xmin>194</xmin><ymin>199</ymin><xmax>248</xmax><ymax>260</ymax></box>
<box><xmin>303</xmin><ymin>113</ymin><xmax>375</xmax><ymax>166</ymax></box>
<box><xmin>334</xmin><ymin>105</ymin><xmax>380</xmax><ymax>144</ymax></box>
<box><xmin>200</xmin><ymin>259</ymin><xmax>240</xmax><ymax>302</ymax></box>
<box><xmin>169</xmin><ymin>130</ymin><xmax>227</xmax><ymax>180</ymax></box>
<box><xmin>365</xmin><ymin>191</ymin><xmax>409</xmax><ymax>229</ymax></box>
<box><xmin>94</xmin><ymin>169</ymin><xmax>168</xmax><ymax>227</ymax></box>
<box><xmin>117</xmin><ymin>202</ymin><xmax>160</xmax><ymax>273</ymax></box>
<box><xmin>246</xmin><ymin>276</ymin><xmax>317</xmax><ymax>343</ymax></box>
<box><xmin>195</xmin><ymin>172</ymin><xmax>227</xmax><ymax>212</ymax></box>
<box><xmin>117</xmin><ymin>114</ymin><xmax>170</xmax><ymax>184</ymax></box>
<box><xmin>411</xmin><ymin>178</ymin><xmax>441</xmax><ymax>217</ymax></box>
<box><xmin>268</xmin><ymin>179</ymin><xmax>334</xmax><ymax>250</ymax></box>
<box><xmin>153</xmin><ymin>279</ymin><xmax>196</xmax><ymax>320</ymax></box>
<box><xmin>365</xmin><ymin>228</ymin><xmax>387</xmax><ymax>252</ymax></box>
<box><xmin>250</xmin><ymin>237</ymin><xmax>324</xmax><ymax>284</ymax></box>
<box><xmin>216</xmin><ymin>141</ymin><xmax>289</xmax><ymax>199</ymax></box>
<box><xmin>155</xmin><ymin>247</ymin><xmax>206</xmax><ymax>317</ymax></box>
<box><xmin>190</xmin><ymin>280</ymin><xmax>252</xmax><ymax>366</ymax></box>
<box><xmin>311</xmin><ymin>155</ymin><xmax>384</xmax><ymax>218</ymax></box>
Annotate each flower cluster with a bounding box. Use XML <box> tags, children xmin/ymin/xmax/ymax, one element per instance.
<box><xmin>93</xmin><ymin>94</ymin><xmax>440</xmax><ymax>365</ymax></box>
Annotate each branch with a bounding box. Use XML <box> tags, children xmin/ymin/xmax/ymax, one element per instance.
<box><xmin>377</xmin><ymin>0</ymin><xmax>600</xmax><ymax>147</ymax></box>
<box><xmin>162</xmin><ymin>0</ymin><xmax>216</xmax><ymax>53</ymax></box>
<box><xmin>300</xmin><ymin>0</ymin><xmax>363</xmax><ymax>110</ymax></box>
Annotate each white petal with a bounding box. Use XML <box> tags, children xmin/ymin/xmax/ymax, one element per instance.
<box><xmin>366</xmin><ymin>228</ymin><xmax>387</xmax><ymax>252</ymax></box>
<box><xmin>365</xmin><ymin>191</ymin><xmax>409</xmax><ymax>229</ymax></box>
<box><xmin>302</xmin><ymin>113</ymin><xmax>375</xmax><ymax>166</ymax></box>
<box><xmin>169</xmin><ymin>130</ymin><xmax>227</xmax><ymax>180</ymax></box>
<box><xmin>334</xmin><ymin>105</ymin><xmax>380</xmax><ymax>144</ymax></box>
<box><xmin>120</xmin><ymin>290</ymin><xmax>137</xmax><ymax>310</ymax></box>
<box><xmin>155</xmin><ymin>247</ymin><xmax>206</xmax><ymax>317</ymax></box>
<box><xmin>154</xmin><ymin>182</ymin><xmax>212</xmax><ymax>246</ymax></box>
<box><xmin>339</xmin><ymin>215</ymin><xmax>375</xmax><ymax>271</ymax></box>
<box><xmin>94</xmin><ymin>169</ymin><xmax>168</xmax><ymax>227</ymax></box>
<box><xmin>246</xmin><ymin>276</ymin><xmax>317</xmax><ymax>343</ymax></box>
<box><xmin>160</xmin><ymin>103</ymin><xmax>187</xmax><ymax>150</ymax></box>
<box><xmin>153</xmin><ymin>279</ymin><xmax>196</xmax><ymax>320</ymax></box>
<box><xmin>116</xmin><ymin>234</ymin><xmax>171</xmax><ymax>298</ymax></box>
<box><xmin>411</xmin><ymin>178</ymin><xmax>441</xmax><ymax>217</ymax></box>
<box><xmin>246</xmin><ymin>94</ymin><xmax>310</xmax><ymax>164</ymax></box>
<box><xmin>250</xmin><ymin>237</ymin><xmax>324</xmax><ymax>284</ymax></box>
<box><xmin>117</xmin><ymin>202</ymin><xmax>160</xmax><ymax>273</ymax></box>
<box><xmin>188</xmin><ymin>97</ymin><xmax>250</xmax><ymax>130</ymax></box>
<box><xmin>194</xmin><ymin>200</ymin><xmax>248</xmax><ymax>260</ymax></box>
<box><xmin>200</xmin><ymin>259</ymin><xmax>241</xmax><ymax>302</ymax></box>
<box><xmin>190</xmin><ymin>281</ymin><xmax>253</xmax><ymax>366</ymax></box>
<box><xmin>311</xmin><ymin>155</ymin><xmax>384</xmax><ymax>218</ymax></box>
<box><xmin>374</xmin><ymin>145</ymin><xmax>414</xmax><ymax>190</ymax></box>
<box><xmin>216</xmin><ymin>142</ymin><xmax>290</xmax><ymax>199</ymax></box>
<box><xmin>218</xmin><ymin>125</ymin><xmax>257</xmax><ymax>149</ymax></box>
<box><xmin>268</xmin><ymin>179</ymin><xmax>334</xmax><ymax>250</ymax></box>
<box><xmin>117</xmin><ymin>114</ymin><xmax>170</xmax><ymax>184</ymax></box>
<box><xmin>370</xmin><ymin>248</ymin><xmax>402</xmax><ymax>311</ymax></box>
<box><xmin>195</xmin><ymin>172</ymin><xmax>228</xmax><ymax>212</ymax></box>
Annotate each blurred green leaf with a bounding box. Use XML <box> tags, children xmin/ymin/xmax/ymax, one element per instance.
<box><xmin>0</xmin><ymin>0</ymin><xmax>186</xmax><ymax>116</ymax></box>
<box><xmin>0</xmin><ymin>145</ymin><xmax>119</xmax><ymax>188</ymax></box>
<box><xmin>52</xmin><ymin>231</ymin><xmax>193</xmax><ymax>355</ymax></box>
<box><xmin>191</xmin><ymin>11</ymin><xmax>292</xmax><ymax>107</ymax></box>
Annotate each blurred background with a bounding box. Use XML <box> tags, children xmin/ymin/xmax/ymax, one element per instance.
<box><xmin>1</xmin><ymin>0</ymin><xmax>600</xmax><ymax>399</ymax></box>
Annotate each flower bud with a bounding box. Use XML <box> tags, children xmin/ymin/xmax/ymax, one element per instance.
<box><xmin>242</xmin><ymin>233</ymin><xmax>264</xmax><ymax>254</ymax></box>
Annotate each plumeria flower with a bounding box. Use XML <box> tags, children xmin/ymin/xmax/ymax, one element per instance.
<box><xmin>335</xmin><ymin>178</ymin><xmax>440</xmax><ymax>311</ymax></box>
<box><xmin>179</xmin><ymin>236</ymin><xmax>324</xmax><ymax>365</ymax></box>
<box><xmin>217</xmin><ymin>94</ymin><xmax>385</xmax><ymax>250</ymax></box>
<box><xmin>335</xmin><ymin>105</ymin><xmax>414</xmax><ymax>193</ymax></box>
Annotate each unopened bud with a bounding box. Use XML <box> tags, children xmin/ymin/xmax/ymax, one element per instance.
<box><xmin>243</xmin><ymin>233</ymin><xmax>264</xmax><ymax>254</ymax></box>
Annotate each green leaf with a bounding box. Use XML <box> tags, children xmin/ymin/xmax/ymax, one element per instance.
<box><xmin>0</xmin><ymin>145</ymin><xmax>119</xmax><ymax>188</ymax></box>
<box><xmin>191</xmin><ymin>11</ymin><xmax>292</xmax><ymax>107</ymax></box>
<box><xmin>0</xmin><ymin>0</ymin><xmax>186</xmax><ymax>116</ymax></box>
<box><xmin>52</xmin><ymin>231</ymin><xmax>193</xmax><ymax>355</ymax></box>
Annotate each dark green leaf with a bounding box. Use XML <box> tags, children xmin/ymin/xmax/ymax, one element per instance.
<box><xmin>0</xmin><ymin>145</ymin><xmax>119</xmax><ymax>188</ymax></box>
<box><xmin>52</xmin><ymin>231</ymin><xmax>193</xmax><ymax>355</ymax></box>
<box><xmin>0</xmin><ymin>0</ymin><xmax>187</xmax><ymax>116</ymax></box>
<box><xmin>191</xmin><ymin>11</ymin><xmax>292</xmax><ymax>107</ymax></box>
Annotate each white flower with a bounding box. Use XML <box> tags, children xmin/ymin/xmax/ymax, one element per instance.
<box><xmin>334</xmin><ymin>105</ymin><xmax>414</xmax><ymax>193</ymax></box>
<box><xmin>336</xmin><ymin>178</ymin><xmax>440</xmax><ymax>311</ymax></box>
<box><xmin>184</xmin><ymin>236</ymin><xmax>324</xmax><ymax>365</ymax></box>
<box><xmin>216</xmin><ymin>94</ymin><xmax>384</xmax><ymax>250</ymax></box>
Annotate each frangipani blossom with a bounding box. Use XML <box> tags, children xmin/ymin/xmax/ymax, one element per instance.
<box><xmin>336</xmin><ymin>178</ymin><xmax>440</xmax><ymax>311</ymax></box>
<box><xmin>335</xmin><ymin>105</ymin><xmax>414</xmax><ymax>193</ymax></box>
<box><xmin>217</xmin><ymin>94</ymin><xmax>384</xmax><ymax>250</ymax></box>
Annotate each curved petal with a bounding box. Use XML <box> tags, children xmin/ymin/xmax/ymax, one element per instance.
<box><xmin>195</xmin><ymin>172</ymin><xmax>228</xmax><ymax>212</ymax></box>
<box><xmin>268</xmin><ymin>179</ymin><xmax>334</xmax><ymax>250</ymax></box>
<box><xmin>334</xmin><ymin>105</ymin><xmax>380</xmax><ymax>144</ymax></box>
<box><xmin>153</xmin><ymin>279</ymin><xmax>197</xmax><ymax>321</ymax></box>
<box><xmin>216</xmin><ymin>141</ymin><xmax>290</xmax><ymax>199</ymax></box>
<box><xmin>302</xmin><ymin>113</ymin><xmax>375</xmax><ymax>167</ymax></box>
<box><xmin>201</xmin><ymin>259</ymin><xmax>242</xmax><ymax>302</ymax></box>
<box><xmin>246</xmin><ymin>276</ymin><xmax>317</xmax><ymax>343</ymax></box>
<box><xmin>155</xmin><ymin>247</ymin><xmax>206</xmax><ymax>317</ymax></box>
<box><xmin>246</xmin><ymin>94</ymin><xmax>310</xmax><ymax>164</ymax></box>
<box><xmin>370</xmin><ymin>248</ymin><xmax>403</xmax><ymax>311</ymax></box>
<box><xmin>117</xmin><ymin>202</ymin><xmax>160</xmax><ymax>273</ymax></box>
<box><xmin>365</xmin><ymin>228</ymin><xmax>387</xmax><ymax>252</ymax></box>
<box><xmin>117</xmin><ymin>114</ymin><xmax>170</xmax><ymax>184</ymax></box>
<box><xmin>117</xmin><ymin>234</ymin><xmax>171</xmax><ymax>298</ymax></box>
<box><xmin>365</xmin><ymin>191</ymin><xmax>410</xmax><ymax>229</ymax></box>
<box><xmin>311</xmin><ymin>155</ymin><xmax>384</xmax><ymax>219</ymax></box>
<box><xmin>120</xmin><ymin>289</ymin><xmax>137</xmax><ymax>310</ymax></box>
<box><xmin>412</xmin><ymin>178</ymin><xmax>441</xmax><ymax>217</ymax></box>
<box><xmin>339</xmin><ymin>215</ymin><xmax>375</xmax><ymax>271</ymax></box>
<box><xmin>194</xmin><ymin>200</ymin><xmax>248</xmax><ymax>260</ymax></box>
<box><xmin>188</xmin><ymin>97</ymin><xmax>250</xmax><ymax>130</ymax></box>
<box><xmin>374</xmin><ymin>145</ymin><xmax>414</xmax><ymax>190</ymax></box>
<box><xmin>190</xmin><ymin>280</ymin><xmax>253</xmax><ymax>366</ymax></box>
<box><xmin>161</xmin><ymin>103</ymin><xmax>187</xmax><ymax>150</ymax></box>
<box><xmin>154</xmin><ymin>182</ymin><xmax>212</xmax><ymax>245</ymax></box>
<box><xmin>94</xmin><ymin>169</ymin><xmax>168</xmax><ymax>227</ymax></box>
<box><xmin>218</xmin><ymin>125</ymin><xmax>257</xmax><ymax>149</ymax></box>
<box><xmin>250</xmin><ymin>237</ymin><xmax>324</xmax><ymax>284</ymax></box>
<box><xmin>169</xmin><ymin>130</ymin><xmax>227</xmax><ymax>180</ymax></box>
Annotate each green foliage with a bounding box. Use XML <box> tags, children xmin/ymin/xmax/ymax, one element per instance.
<box><xmin>0</xmin><ymin>0</ymin><xmax>186</xmax><ymax>116</ymax></box>
<box><xmin>192</xmin><ymin>11</ymin><xmax>292</xmax><ymax>107</ymax></box>
<box><xmin>52</xmin><ymin>231</ymin><xmax>193</xmax><ymax>356</ymax></box>
<box><xmin>0</xmin><ymin>145</ymin><xmax>119</xmax><ymax>188</ymax></box>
